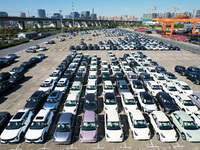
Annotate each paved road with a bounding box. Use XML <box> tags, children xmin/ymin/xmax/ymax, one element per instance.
<box><xmin>0</xmin><ymin>34</ymin><xmax>61</xmax><ymax>57</ymax></box>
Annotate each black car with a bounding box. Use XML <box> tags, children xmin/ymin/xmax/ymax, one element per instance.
<box><xmin>0</xmin><ymin>81</ymin><xmax>13</xmax><ymax>96</ymax></box>
<box><xmin>83</xmin><ymin>93</ymin><xmax>96</xmax><ymax>112</ymax></box>
<box><xmin>69</xmin><ymin>45</ymin><xmax>75</xmax><ymax>50</ymax></box>
<box><xmin>0</xmin><ymin>61</ymin><xmax>6</xmax><ymax>68</ymax></box>
<box><xmin>8</xmin><ymin>72</ymin><xmax>25</xmax><ymax>84</ymax></box>
<box><xmin>175</xmin><ymin>65</ymin><xmax>188</xmax><ymax>76</ymax></box>
<box><xmin>138</xmin><ymin>72</ymin><xmax>152</xmax><ymax>85</ymax></box>
<box><xmin>56</xmin><ymin>64</ymin><xmax>66</xmax><ymax>72</ymax></box>
<box><xmin>75</xmin><ymin>45</ymin><xmax>81</xmax><ymax>50</ymax></box>
<box><xmin>187</xmin><ymin>66</ymin><xmax>200</xmax><ymax>74</ymax></box>
<box><xmin>29</xmin><ymin>57</ymin><xmax>40</xmax><ymax>64</ymax></box>
<box><xmin>0</xmin><ymin>57</ymin><xmax>15</xmax><ymax>65</ymax></box>
<box><xmin>81</xmin><ymin>44</ymin><xmax>88</xmax><ymax>50</ymax></box>
<box><xmin>88</xmin><ymin>44</ymin><xmax>93</xmax><ymax>50</ymax></box>
<box><xmin>130</xmin><ymin>61</ymin><xmax>139</xmax><ymax>68</ymax></box>
<box><xmin>156</xmin><ymin>92</ymin><xmax>179</xmax><ymax>113</ymax></box>
<box><xmin>0</xmin><ymin>112</ymin><xmax>10</xmax><ymax>133</ymax></box>
<box><xmin>62</xmin><ymin>70</ymin><xmax>74</xmax><ymax>81</ymax></box>
<box><xmin>114</xmin><ymin>72</ymin><xmax>124</xmax><ymax>82</ymax></box>
<box><xmin>155</xmin><ymin>66</ymin><xmax>167</xmax><ymax>74</ymax></box>
<box><xmin>186</xmin><ymin>72</ymin><xmax>200</xmax><ymax>84</ymax></box>
<box><xmin>74</xmin><ymin>72</ymin><xmax>86</xmax><ymax>84</ymax></box>
<box><xmin>0</xmin><ymin>72</ymin><xmax>11</xmax><ymax>82</ymax></box>
<box><xmin>61</xmin><ymin>59</ymin><xmax>70</xmax><ymax>67</ymax></box>
<box><xmin>94</xmin><ymin>44</ymin><xmax>99</xmax><ymax>50</ymax></box>
<box><xmin>102</xmin><ymin>72</ymin><xmax>111</xmax><ymax>83</ymax></box>
<box><xmin>20</xmin><ymin>61</ymin><xmax>32</xmax><ymax>70</ymax></box>
<box><xmin>24</xmin><ymin>90</ymin><xmax>46</xmax><ymax>113</ymax></box>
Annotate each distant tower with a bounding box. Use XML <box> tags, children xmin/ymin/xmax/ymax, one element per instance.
<box><xmin>92</xmin><ymin>8</ymin><xmax>94</xmax><ymax>14</ymax></box>
<box><xmin>38</xmin><ymin>9</ymin><xmax>46</xmax><ymax>18</ymax></box>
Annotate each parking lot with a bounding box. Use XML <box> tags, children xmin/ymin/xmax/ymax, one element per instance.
<box><xmin>0</xmin><ymin>29</ymin><xmax>200</xmax><ymax>150</ymax></box>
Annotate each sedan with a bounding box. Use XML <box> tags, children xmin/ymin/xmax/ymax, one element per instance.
<box><xmin>9</xmin><ymin>67</ymin><xmax>24</xmax><ymax>75</ymax></box>
<box><xmin>189</xmin><ymin>93</ymin><xmax>200</xmax><ymax>109</ymax></box>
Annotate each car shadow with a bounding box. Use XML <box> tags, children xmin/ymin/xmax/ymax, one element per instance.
<box><xmin>120</xmin><ymin>114</ymin><xmax>129</xmax><ymax>142</ymax></box>
<box><xmin>0</xmin><ymin>97</ymin><xmax>8</xmax><ymax>105</ymax></box>
<box><xmin>97</xmin><ymin>114</ymin><xmax>104</xmax><ymax>142</ymax></box>
<box><xmin>143</xmin><ymin>113</ymin><xmax>155</xmax><ymax>139</ymax></box>
<box><xmin>20</xmin><ymin>76</ymin><xmax>33</xmax><ymax>84</ymax></box>
<box><xmin>97</xmin><ymin>97</ymin><xmax>103</xmax><ymax>114</ymax></box>
<box><xmin>71</xmin><ymin>115</ymin><xmax>82</xmax><ymax>144</ymax></box>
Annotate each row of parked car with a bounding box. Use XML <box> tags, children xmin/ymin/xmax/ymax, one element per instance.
<box><xmin>0</xmin><ymin>54</ymin><xmax>18</xmax><ymax>68</ymax></box>
<box><xmin>175</xmin><ymin>65</ymin><xmax>200</xmax><ymax>85</ymax></box>
<box><xmin>26</xmin><ymin>44</ymin><xmax>48</xmax><ymax>53</ymax></box>
<box><xmin>0</xmin><ymin>54</ymin><xmax>45</xmax><ymax>96</ymax></box>
<box><xmin>104</xmin><ymin>51</ymin><xmax>200</xmax><ymax>142</ymax></box>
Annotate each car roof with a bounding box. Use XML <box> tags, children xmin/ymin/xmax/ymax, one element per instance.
<box><xmin>148</xmin><ymin>81</ymin><xmax>159</xmax><ymax>85</ymax></box>
<box><xmin>173</xmin><ymin>111</ymin><xmax>193</xmax><ymax>121</ymax></box>
<box><xmin>58</xmin><ymin>113</ymin><xmax>73</xmax><ymax>124</ymax></box>
<box><xmin>105</xmin><ymin>93</ymin><xmax>115</xmax><ymax>99</ymax></box>
<box><xmin>104</xmin><ymin>80</ymin><xmax>112</xmax><ymax>85</ymax></box>
<box><xmin>174</xmin><ymin>94</ymin><xmax>190</xmax><ymax>100</ymax></box>
<box><xmin>87</xmin><ymin>81</ymin><xmax>96</xmax><ymax>85</ymax></box>
<box><xmin>11</xmin><ymin>109</ymin><xmax>28</xmax><ymax>121</ymax></box>
<box><xmin>106</xmin><ymin>111</ymin><xmax>119</xmax><ymax>122</ymax></box>
<box><xmin>33</xmin><ymin>109</ymin><xmax>50</xmax><ymax>122</ymax></box>
<box><xmin>67</xmin><ymin>94</ymin><xmax>77</xmax><ymax>100</ymax></box>
<box><xmin>85</xmin><ymin>93</ymin><xmax>95</xmax><ymax>100</ymax></box>
<box><xmin>122</xmin><ymin>93</ymin><xmax>134</xmax><ymax>98</ymax></box>
<box><xmin>140</xmin><ymin>92</ymin><xmax>152</xmax><ymax>98</ymax></box>
<box><xmin>129</xmin><ymin>110</ymin><xmax>145</xmax><ymax>120</ymax></box>
<box><xmin>48</xmin><ymin>90</ymin><xmax>60</xmax><ymax>98</ymax></box>
<box><xmin>31</xmin><ymin>90</ymin><xmax>44</xmax><ymax>98</ymax></box>
<box><xmin>72</xmin><ymin>81</ymin><xmax>81</xmax><ymax>86</ymax></box>
<box><xmin>127</xmin><ymin>72</ymin><xmax>135</xmax><ymax>75</ymax></box>
<box><xmin>152</xmin><ymin>111</ymin><xmax>169</xmax><ymax>121</ymax></box>
<box><xmin>83</xmin><ymin>111</ymin><xmax>95</xmax><ymax>122</ymax></box>
<box><xmin>58</xmin><ymin>78</ymin><xmax>68</xmax><ymax>83</ymax></box>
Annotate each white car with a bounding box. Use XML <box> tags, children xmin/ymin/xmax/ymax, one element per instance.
<box><xmin>49</xmin><ymin>70</ymin><xmax>62</xmax><ymax>82</ymax></box>
<box><xmin>69</xmin><ymin>81</ymin><xmax>83</xmax><ymax>99</ymax></box>
<box><xmin>172</xmin><ymin>94</ymin><xmax>198</xmax><ymax>114</ymax></box>
<box><xmin>105</xmin><ymin>111</ymin><xmax>124</xmax><ymax>142</ymax></box>
<box><xmin>88</xmin><ymin>72</ymin><xmax>98</xmax><ymax>85</ymax></box>
<box><xmin>111</xmin><ymin>66</ymin><xmax>121</xmax><ymax>75</ymax></box>
<box><xmin>130</xmin><ymin>80</ymin><xmax>146</xmax><ymax>96</ymax></box>
<box><xmin>122</xmin><ymin>66</ymin><xmax>132</xmax><ymax>76</ymax></box>
<box><xmin>99</xmin><ymin>45</ymin><xmax>104</xmax><ymax>50</ymax></box>
<box><xmin>54</xmin><ymin>78</ymin><xmax>69</xmax><ymax>94</ymax></box>
<box><xmin>101</xmin><ymin>61</ymin><xmax>108</xmax><ymax>68</ymax></box>
<box><xmin>104</xmin><ymin>92</ymin><xmax>118</xmax><ymax>112</ymax></box>
<box><xmin>121</xmin><ymin>93</ymin><xmax>138</xmax><ymax>113</ymax></box>
<box><xmin>163</xmin><ymin>73</ymin><xmax>178</xmax><ymax>83</ymax></box>
<box><xmin>85</xmin><ymin>81</ymin><xmax>97</xmax><ymax>95</ymax></box>
<box><xmin>25</xmin><ymin>109</ymin><xmax>54</xmax><ymax>143</ymax></box>
<box><xmin>152</xmin><ymin>73</ymin><xmax>167</xmax><ymax>85</ymax></box>
<box><xmin>1</xmin><ymin>109</ymin><xmax>33</xmax><ymax>144</ymax></box>
<box><xmin>146</xmin><ymin>67</ymin><xmax>157</xmax><ymax>77</ymax></box>
<box><xmin>36</xmin><ymin>53</ymin><xmax>45</xmax><ymax>59</ymax></box>
<box><xmin>191</xmin><ymin>111</ymin><xmax>200</xmax><ymax>127</ymax></box>
<box><xmin>78</xmin><ymin>66</ymin><xmax>87</xmax><ymax>75</ymax></box>
<box><xmin>173</xmin><ymin>81</ymin><xmax>193</xmax><ymax>96</ymax></box>
<box><xmin>149</xmin><ymin>111</ymin><xmax>178</xmax><ymax>142</ymax></box>
<box><xmin>161</xmin><ymin>82</ymin><xmax>180</xmax><ymax>96</ymax></box>
<box><xmin>101</xmin><ymin>66</ymin><xmax>109</xmax><ymax>74</ymax></box>
<box><xmin>39</xmin><ymin>47</ymin><xmax>47</xmax><ymax>51</ymax></box>
<box><xmin>127</xmin><ymin>110</ymin><xmax>151</xmax><ymax>140</ymax></box>
<box><xmin>63</xmin><ymin>94</ymin><xmax>79</xmax><ymax>115</ymax></box>
<box><xmin>39</xmin><ymin>78</ymin><xmax>56</xmax><ymax>94</ymax></box>
<box><xmin>138</xmin><ymin>92</ymin><xmax>158</xmax><ymax>113</ymax></box>
<box><xmin>103</xmin><ymin>80</ymin><xmax>114</xmax><ymax>94</ymax></box>
<box><xmin>146</xmin><ymin>81</ymin><xmax>162</xmax><ymax>97</ymax></box>
<box><xmin>89</xmin><ymin>66</ymin><xmax>97</xmax><ymax>75</ymax></box>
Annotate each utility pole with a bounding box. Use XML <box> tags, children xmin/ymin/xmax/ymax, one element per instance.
<box><xmin>72</xmin><ymin>0</ymin><xmax>74</xmax><ymax>27</ymax></box>
<box><xmin>59</xmin><ymin>10</ymin><xmax>62</xmax><ymax>33</ymax></box>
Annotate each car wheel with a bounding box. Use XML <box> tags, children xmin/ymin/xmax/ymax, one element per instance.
<box><xmin>156</xmin><ymin>133</ymin><xmax>160</xmax><ymax>140</ymax></box>
<box><xmin>196</xmin><ymin>80</ymin><xmax>200</xmax><ymax>85</ymax></box>
<box><xmin>44</xmin><ymin>132</ymin><xmax>47</xmax><ymax>142</ymax></box>
<box><xmin>181</xmin><ymin>72</ymin><xmax>185</xmax><ymax>76</ymax></box>
<box><xmin>20</xmin><ymin>132</ymin><xmax>24</xmax><ymax>142</ymax></box>
<box><xmin>181</xmin><ymin>133</ymin><xmax>186</xmax><ymax>140</ymax></box>
<box><xmin>193</xmin><ymin>80</ymin><xmax>196</xmax><ymax>84</ymax></box>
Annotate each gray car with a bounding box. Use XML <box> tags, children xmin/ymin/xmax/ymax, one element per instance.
<box><xmin>83</xmin><ymin>93</ymin><xmax>96</xmax><ymax>112</ymax></box>
<box><xmin>116</xmin><ymin>80</ymin><xmax>130</xmax><ymax>97</ymax></box>
<box><xmin>53</xmin><ymin>113</ymin><xmax>75</xmax><ymax>144</ymax></box>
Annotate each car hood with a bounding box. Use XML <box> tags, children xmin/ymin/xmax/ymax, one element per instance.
<box><xmin>165</xmin><ymin>104</ymin><xmax>178</xmax><ymax>111</ymax></box>
<box><xmin>107</xmin><ymin>129</ymin><xmax>123</xmax><ymax>139</ymax></box>
<box><xmin>134</xmin><ymin>128</ymin><xmax>150</xmax><ymax>138</ymax></box>
<box><xmin>54</xmin><ymin>131</ymin><xmax>71</xmax><ymax>141</ymax></box>
<box><xmin>43</xmin><ymin>102</ymin><xmax>58</xmax><ymax>109</ymax></box>
<box><xmin>25</xmin><ymin>129</ymin><xmax>44</xmax><ymax>140</ymax></box>
<box><xmin>160</xmin><ymin>129</ymin><xmax>177</xmax><ymax>140</ymax></box>
<box><xmin>84</xmin><ymin>105</ymin><xmax>96</xmax><ymax>111</ymax></box>
<box><xmin>80</xmin><ymin>130</ymin><xmax>97</xmax><ymax>140</ymax></box>
<box><xmin>24</xmin><ymin>102</ymin><xmax>38</xmax><ymax>110</ymax></box>
<box><xmin>186</xmin><ymin>129</ymin><xmax>200</xmax><ymax>140</ymax></box>
<box><xmin>63</xmin><ymin>106</ymin><xmax>77</xmax><ymax>113</ymax></box>
<box><xmin>39</xmin><ymin>87</ymin><xmax>49</xmax><ymax>92</ymax></box>
<box><xmin>1</xmin><ymin>129</ymin><xmax>21</xmax><ymax>140</ymax></box>
<box><xmin>145</xmin><ymin>104</ymin><xmax>157</xmax><ymax>111</ymax></box>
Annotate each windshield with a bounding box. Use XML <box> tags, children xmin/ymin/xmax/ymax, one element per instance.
<box><xmin>183</xmin><ymin>100</ymin><xmax>194</xmax><ymax>106</ymax></box>
<box><xmin>64</xmin><ymin>72</ymin><xmax>71</xmax><ymax>76</ymax></box>
<box><xmin>105</xmin><ymin>85</ymin><xmax>113</xmax><ymax>89</ymax></box>
<box><xmin>85</xmin><ymin>99</ymin><xmax>95</xmax><ymax>105</ymax></box>
<box><xmin>133</xmin><ymin>120</ymin><xmax>147</xmax><ymax>128</ymax></box>
<box><xmin>143</xmin><ymin>75</ymin><xmax>151</xmax><ymax>79</ymax></box>
<box><xmin>181</xmin><ymin>85</ymin><xmax>191</xmax><ymax>90</ymax></box>
<box><xmin>105</xmin><ymin>98</ymin><xmax>116</xmax><ymax>104</ymax></box>
<box><xmin>89</xmin><ymin>75</ymin><xmax>96</xmax><ymax>79</ymax></box>
<box><xmin>159</xmin><ymin>121</ymin><xmax>173</xmax><ymax>130</ymax></box>
<box><xmin>168</xmin><ymin>86</ymin><xmax>177</xmax><ymax>91</ymax></box>
<box><xmin>27</xmin><ymin>98</ymin><xmax>40</xmax><ymax>102</ymax></box>
<box><xmin>50</xmin><ymin>73</ymin><xmax>58</xmax><ymax>77</ymax></box>
<box><xmin>103</xmin><ymin>75</ymin><xmax>109</xmax><ymax>79</ymax></box>
<box><xmin>183</xmin><ymin>121</ymin><xmax>198</xmax><ymax>130</ymax></box>
<box><xmin>134</xmin><ymin>83</ymin><xmax>143</xmax><ymax>89</ymax></box>
<box><xmin>57</xmin><ymin>83</ymin><xmax>65</xmax><ymax>87</ymax></box>
<box><xmin>65</xmin><ymin>100</ymin><xmax>76</xmax><ymax>106</ymax></box>
<box><xmin>152</xmin><ymin>85</ymin><xmax>161</xmax><ymax>90</ymax></box>
<box><xmin>129</xmin><ymin>75</ymin><xmax>136</xmax><ymax>79</ymax></box>
<box><xmin>138</xmin><ymin>68</ymin><xmax>144</xmax><ymax>72</ymax></box>
<box><xmin>87</xmin><ymin>85</ymin><xmax>95</xmax><ymax>90</ymax></box>
<box><xmin>142</xmin><ymin>98</ymin><xmax>154</xmax><ymax>104</ymax></box>
<box><xmin>90</xmin><ymin>68</ymin><xmax>97</xmax><ymax>71</ymax></box>
<box><xmin>30</xmin><ymin>121</ymin><xmax>45</xmax><ymax>129</ymax></box>
<box><xmin>47</xmin><ymin>98</ymin><xmax>58</xmax><ymax>103</ymax></box>
<box><xmin>107</xmin><ymin>121</ymin><xmax>121</xmax><ymax>130</ymax></box>
<box><xmin>71</xmin><ymin>86</ymin><xmax>80</xmax><ymax>90</ymax></box>
<box><xmin>120</xmin><ymin>85</ymin><xmax>128</xmax><ymax>89</ymax></box>
<box><xmin>82</xmin><ymin>122</ymin><xmax>96</xmax><ymax>131</ymax></box>
<box><xmin>41</xmin><ymin>83</ymin><xmax>50</xmax><ymax>87</ymax></box>
<box><xmin>125</xmin><ymin>99</ymin><xmax>135</xmax><ymax>105</ymax></box>
<box><xmin>6</xmin><ymin>121</ymin><xmax>22</xmax><ymax>130</ymax></box>
<box><xmin>114</xmin><ymin>68</ymin><xmax>120</xmax><ymax>71</ymax></box>
<box><xmin>56</xmin><ymin>123</ymin><xmax>70</xmax><ymax>132</ymax></box>
<box><xmin>158</xmin><ymin>76</ymin><xmax>165</xmax><ymax>80</ymax></box>
<box><xmin>168</xmin><ymin>75</ymin><xmax>177</xmax><ymax>79</ymax></box>
<box><xmin>125</xmin><ymin>68</ymin><xmax>131</xmax><ymax>71</ymax></box>
<box><xmin>102</xmin><ymin>68</ymin><xmax>108</xmax><ymax>71</ymax></box>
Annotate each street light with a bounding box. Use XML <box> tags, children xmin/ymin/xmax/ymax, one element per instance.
<box><xmin>59</xmin><ymin>10</ymin><xmax>62</xmax><ymax>33</ymax></box>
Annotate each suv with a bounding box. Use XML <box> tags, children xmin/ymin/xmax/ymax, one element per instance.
<box><xmin>1</xmin><ymin>109</ymin><xmax>33</xmax><ymax>143</ymax></box>
<box><xmin>0</xmin><ymin>72</ymin><xmax>11</xmax><ymax>82</ymax></box>
<box><xmin>186</xmin><ymin>72</ymin><xmax>200</xmax><ymax>85</ymax></box>
<box><xmin>175</xmin><ymin>65</ymin><xmax>188</xmax><ymax>76</ymax></box>
<box><xmin>8</xmin><ymin>72</ymin><xmax>25</xmax><ymax>84</ymax></box>
<box><xmin>54</xmin><ymin>78</ymin><xmax>69</xmax><ymax>94</ymax></box>
<box><xmin>0</xmin><ymin>81</ymin><xmax>13</xmax><ymax>96</ymax></box>
<box><xmin>24</xmin><ymin>91</ymin><xmax>46</xmax><ymax>113</ymax></box>
<box><xmin>39</xmin><ymin>78</ymin><xmax>56</xmax><ymax>95</ymax></box>
<box><xmin>43</xmin><ymin>91</ymin><xmax>63</xmax><ymax>110</ymax></box>
<box><xmin>25</xmin><ymin>109</ymin><xmax>54</xmax><ymax>143</ymax></box>
<box><xmin>49</xmin><ymin>70</ymin><xmax>62</xmax><ymax>82</ymax></box>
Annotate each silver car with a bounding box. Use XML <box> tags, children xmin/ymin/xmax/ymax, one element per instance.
<box><xmin>53</xmin><ymin>113</ymin><xmax>75</xmax><ymax>144</ymax></box>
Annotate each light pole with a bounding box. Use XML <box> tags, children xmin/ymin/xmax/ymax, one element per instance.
<box><xmin>59</xmin><ymin>10</ymin><xmax>62</xmax><ymax>33</ymax></box>
<box><xmin>72</xmin><ymin>0</ymin><xmax>74</xmax><ymax>27</ymax></box>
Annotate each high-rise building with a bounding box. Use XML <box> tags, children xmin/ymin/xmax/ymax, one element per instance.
<box><xmin>0</xmin><ymin>11</ymin><xmax>9</xmax><ymax>25</ymax></box>
<box><xmin>91</xmin><ymin>14</ymin><xmax>97</xmax><ymax>20</ymax></box>
<box><xmin>70</xmin><ymin>12</ymin><xmax>80</xmax><ymax>19</ymax></box>
<box><xmin>38</xmin><ymin>9</ymin><xmax>46</xmax><ymax>18</ymax></box>
<box><xmin>51</xmin><ymin>13</ymin><xmax>63</xmax><ymax>19</ymax></box>
<box><xmin>85</xmin><ymin>11</ymin><xmax>90</xmax><ymax>19</ymax></box>
<box><xmin>193</xmin><ymin>9</ymin><xmax>200</xmax><ymax>18</ymax></box>
<box><xmin>20</xmin><ymin>12</ymin><xmax>26</xmax><ymax>17</ymax></box>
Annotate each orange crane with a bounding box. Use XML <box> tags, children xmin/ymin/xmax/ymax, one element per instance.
<box><xmin>153</xmin><ymin>15</ymin><xmax>200</xmax><ymax>35</ymax></box>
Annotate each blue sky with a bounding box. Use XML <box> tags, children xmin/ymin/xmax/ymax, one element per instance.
<box><xmin>0</xmin><ymin>0</ymin><xmax>198</xmax><ymax>18</ymax></box>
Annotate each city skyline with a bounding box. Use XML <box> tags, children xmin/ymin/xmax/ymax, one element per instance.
<box><xmin>0</xmin><ymin>0</ymin><xmax>199</xmax><ymax>18</ymax></box>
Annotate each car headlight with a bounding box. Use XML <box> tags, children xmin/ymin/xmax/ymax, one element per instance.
<box><xmin>161</xmin><ymin>133</ymin><xmax>165</xmax><ymax>138</ymax></box>
<box><xmin>134</xmin><ymin>131</ymin><xmax>138</xmax><ymax>136</ymax></box>
<box><xmin>106</xmin><ymin>133</ymin><xmax>110</xmax><ymax>138</ymax></box>
<box><xmin>120</xmin><ymin>133</ymin><xmax>124</xmax><ymax>138</ymax></box>
<box><xmin>186</xmin><ymin>133</ymin><xmax>192</xmax><ymax>138</ymax></box>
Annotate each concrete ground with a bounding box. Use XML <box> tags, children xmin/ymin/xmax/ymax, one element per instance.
<box><xmin>0</xmin><ymin>29</ymin><xmax>200</xmax><ymax>150</ymax></box>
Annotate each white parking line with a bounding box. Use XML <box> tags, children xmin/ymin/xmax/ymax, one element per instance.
<box><xmin>3</xmin><ymin>93</ymin><xmax>21</xmax><ymax>111</ymax></box>
<box><xmin>173</xmin><ymin>142</ymin><xmax>185</xmax><ymax>150</ymax></box>
<box><xmin>92</xmin><ymin>142</ymin><xmax>104</xmax><ymax>149</ymax></box>
<box><xmin>147</xmin><ymin>140</ymin><xmax>160</xmax><ymax>150</ymax></box>
<box><xmin>120</xmin><ymin>142</ymin><xmax>132</xmax><ymax>149</ymax></box>
<box><xmin>65</xmin><ymin>144</ymin><xmax>78</xmax><ymax>149</ymax></box>
<box><xmin>10</xmin><ymin>144</ymin><xmax>22</xmax><ymax>150</ymax></box>
<box><xmin>38</xmin><ymin>142</ymin><xmax>50</xmax><ymax>149</ymax></box>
